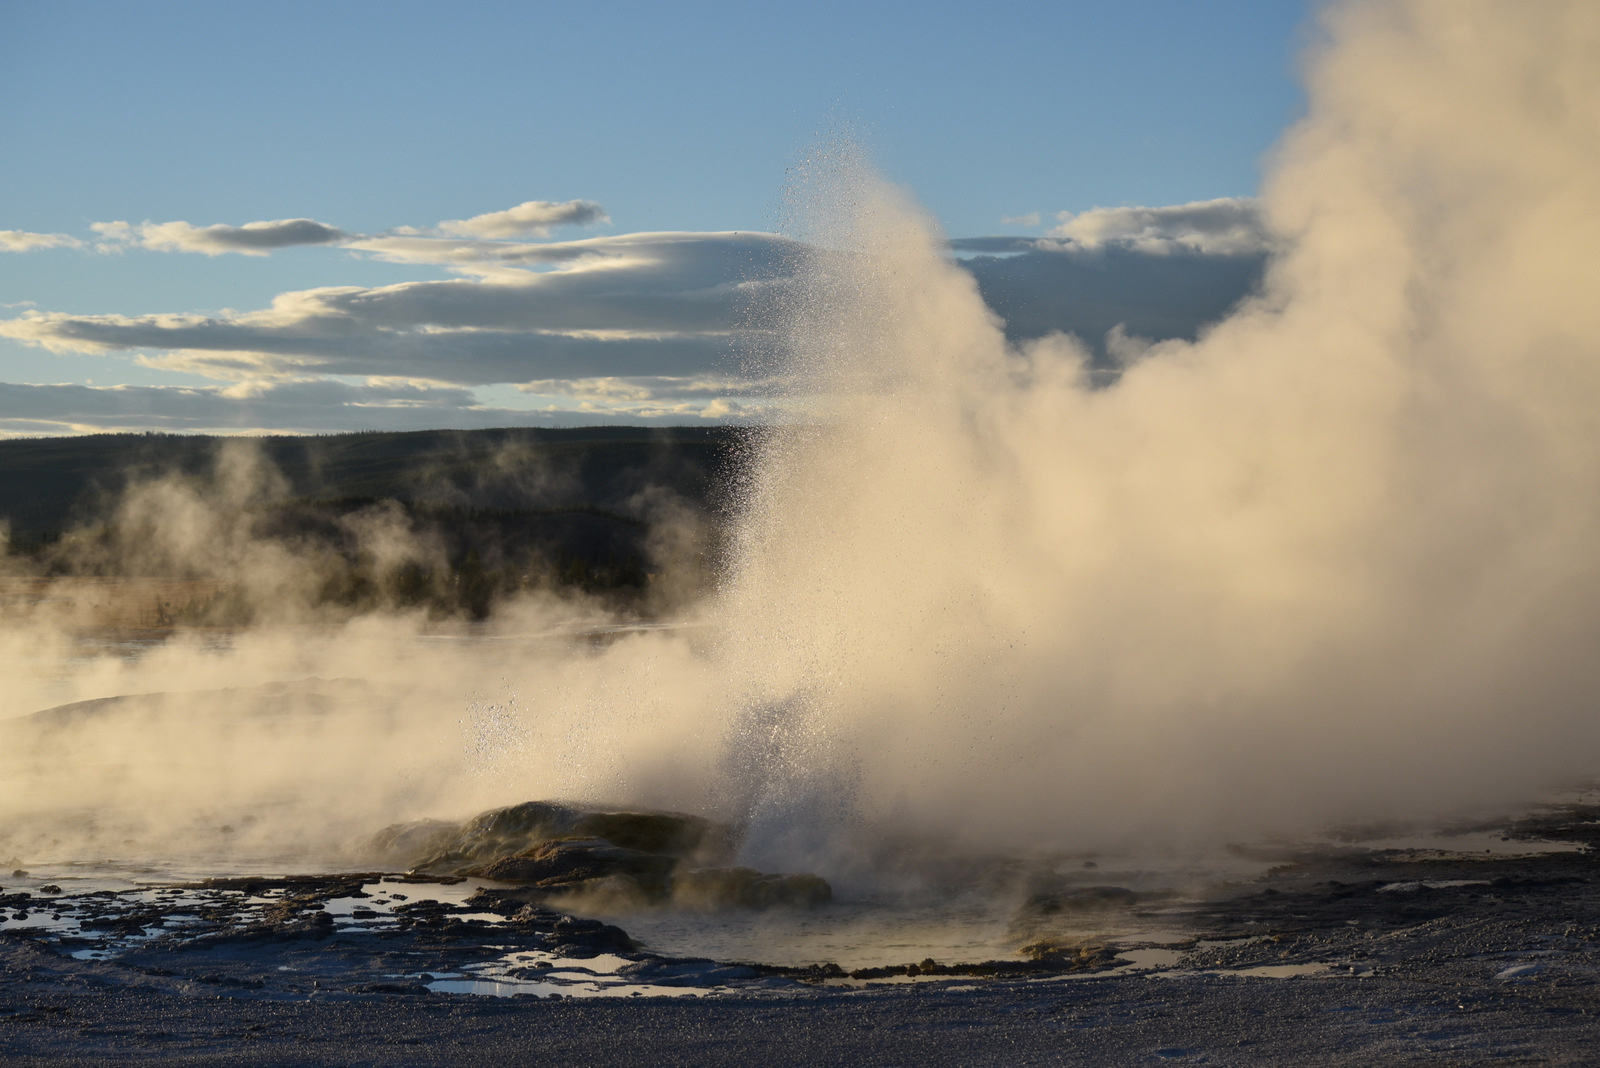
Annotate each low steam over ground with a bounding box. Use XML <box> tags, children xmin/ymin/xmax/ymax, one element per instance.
<box><xmin>3</xmin><ymin>0</ymin><xmax>1600</xmax><ymax>895</ymax></box>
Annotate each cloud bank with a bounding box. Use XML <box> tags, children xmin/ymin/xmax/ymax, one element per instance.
<box><xmin>0</xmin><ymin>193</ymin><xmax>1269</xmax><ymax>431</ymax></box>
<box><xmin>0</xmin><ymin>231</ymin><xmax>795</xmax><ymax>387</ymax></box>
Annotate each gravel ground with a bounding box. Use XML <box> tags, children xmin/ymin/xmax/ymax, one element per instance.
<box><xmin>4</xmin><ymin>937</ymin><xmax>1599</xmax><ymax>1067</ymax></box>
<box><xmin>4</xmin><ymin>802</ymin><xmax>1599</xmax><ymax>1066</ymax></box>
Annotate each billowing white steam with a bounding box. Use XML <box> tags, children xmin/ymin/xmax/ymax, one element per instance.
<box><xmin>4</xmin><ymin>0</ymin><xmax>1599</xmax><ymax>873</ymax></box>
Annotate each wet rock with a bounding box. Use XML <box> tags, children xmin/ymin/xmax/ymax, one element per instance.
<box><xmin>354</xmin><ymin>981</ymin><xmax>430</xmax><ymax>995</ymax></box>
<box><xmin>671</xmin><ymin>867</ymin><xmax>832</xmax><ymax>909</ymax></box>
<box><xmin>549</xmin><ymin>914</ymin><xmax>635</xmax><ymax>954</ymax></box>
<box><xmin>372</xmin><ymin>801</ymin><xmax>736</xmax><ymax>875</ymax></box>
<box><xmin>363</xmin><ymin>799</ymin><xmax>829</xmax><ymax>916</ymax></box>
<box><xmin>512</xmin><ymin>904</ymin><xmax>563</xmax><ymax>926</ymax></box>
<box><xmin>569</xmin><ymin>811</ymin><xmax>732</xmax><ymax>859</ymax></box>
<box><xmin>461</xmin><ymin>886</ymin><xmax>545</xmax><ymax>916</ymax></box>
<box><xmin>464</xmin><ymin>837</ymin><xmax>678</xmax><ymax>893</ymax></box>
<box><xmin>81</xmin><ymin>909</ymin><xmax>166</xmax><ymax>935</ymax></box>
<box><xmin>406</xmin><ymin>802</ymin><xmax>585</xmax><ymax>872</ymax></box>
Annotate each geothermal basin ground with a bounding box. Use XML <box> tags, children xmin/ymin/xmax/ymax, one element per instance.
<box><xmin>3</xmin><ymin>793</ymin><xmax>1600</xmax><ymax>1066</ymax></box>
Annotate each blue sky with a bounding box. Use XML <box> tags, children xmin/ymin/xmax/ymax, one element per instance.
<box><xmin>0</xmin><ymin>0</ymin><xmax>1311</xmax><ymax>433</ymax></box>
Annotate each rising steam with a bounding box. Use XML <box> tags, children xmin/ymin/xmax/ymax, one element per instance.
<box><xmin>4</xmin><ymin>0</ymin><xmax>1600</xmax><ymax>879</ymax></box>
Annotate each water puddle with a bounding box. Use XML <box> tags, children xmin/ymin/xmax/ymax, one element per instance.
<box><xmin>419</xmin><ymin>949</ymin><xmax>720</xmax><ymax>999</ymax></box>
<box><xmin>1377</xmin><ymin>879</ymin><xmax>1491</xmax><ymax>893</ymax></box>
<box><xmin>425</xmin><ymin>978</ymin><xmax>713</xmax><ymax>998</ymax></box>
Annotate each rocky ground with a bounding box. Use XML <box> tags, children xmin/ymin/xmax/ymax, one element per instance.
<box><xmin>3</xmin><ymin>798</ymin><xmax>1599</xmax><ymax>1066</ymax></box>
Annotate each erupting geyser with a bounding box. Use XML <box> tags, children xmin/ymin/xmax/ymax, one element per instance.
<box><xmin>3</xmin><ymin>0</ymin><xmax>1600</xmax><ymax>887</ymax></box>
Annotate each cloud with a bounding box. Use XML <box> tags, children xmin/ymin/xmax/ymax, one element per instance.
<box><xmin>0</xmin><ymin>231</ymin><xmax>798</xmax><ymax>384</ymax></box>
<box><xmin>0</xmin><ymin>197</ymin><xmax>1267</xmax><ymax>412</ymax></box>
<box><xmin>0</xmin><ymin>230</ymin><xmax>83</xmax><ymax>252</ymax></box>
<box><xmin>92</xmin><ymin>218</ymin><xmax>348</xmax><ymax>256</ymax></box>
<box><xmin>0</xmin><ymin>377</ymin><xmax>753</xmax><ymax>436</ymax></box>
<box><xmin>435</xmin><ymin>199</ymin><xmax>608</xmax><ymax>239</ymax></box>
<box><xmin>516</xmin><ymin>373</ymin><xmax>781</xmax><ymax>401</ymax></box>
<box><xmin>515</xmin><ymin>373</ymin><xmax>783</xmax><ymax>420</ymax></box>
<box><xmin>1001</xmin><ymin>212</ymin><xmax>1041</xmax><ymax>227</ymax></box>
<box><xmin>0</xmin><ymin>216</ymin><xmax>1267</xmax><ymax>390</ymax></box>
<box><xmin>955</xmin><ymin>240</ymin><xmax>1266</xmax><ymax>361</ymax></box>
<box><xmin>1046</xmin><ymin>196</ymin><xmax>1273</xmax><ymax>255</ymax></box>
<box><xmin>947</xmin><ymin>236</ymin><xmax>1039</xmax><ymax>255</ymax></box>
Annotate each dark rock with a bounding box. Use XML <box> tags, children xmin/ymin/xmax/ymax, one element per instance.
<box><xmin>410</xmin><ymin>802</ymin><xmax>582</xmax><ymax>872</ymax></box>
<box><xmin>569</xmin><ymin>811</ymin><xmax>732</xmax><ymax>860</ymax></box>
<box><xmin>369</xmin><ymin>799</ymin><xmax>823</xmax><ymax>915</ymax></box>
<box><xmin>377</xmin><ymin>801</ymin><xmax>737</xmax><ymax>875</ymax></box>
<box><xmin>365</xmin><ymin>819</ymin><xmax>474</xmax><ymax>871</ymax></box>
<box><xmin>464</xmin><ymin>837</ymin><xmax>678</xmax><ymax>893</ymax></box>
<box><xmin>513</xmin><ymin>904</ymin><xmax>562</xmax><ymax>925</ymax></box>
<box><xmin>549</xmin><ymin>914</ymin><xmax>635</xmax><ymax>953</ymax></box>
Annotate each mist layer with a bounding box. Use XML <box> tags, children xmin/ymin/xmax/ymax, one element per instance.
<box><xmin>3</xmin><ymin>0</ymin><xmax>1598</xmax><ymax>878</ymax></box>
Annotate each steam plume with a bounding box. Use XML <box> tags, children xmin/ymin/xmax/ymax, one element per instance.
<box><xmin>4</xmin><ymin>0</ymin><xmax>1599</xmax><ymax>878</ymax></box>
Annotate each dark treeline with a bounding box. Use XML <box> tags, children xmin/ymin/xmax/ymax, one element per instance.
<box><xmin>0</xmin><ymin>427</ymin><xmax>758</xmax><ymax>619</ymax></box>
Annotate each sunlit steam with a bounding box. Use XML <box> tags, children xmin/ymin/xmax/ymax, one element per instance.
<box><xmin>4</xmin><ymin>0</ymin><xmax>1600</xmax><ymax>885</ymax></box>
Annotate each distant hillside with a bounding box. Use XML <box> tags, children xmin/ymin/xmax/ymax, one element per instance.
<box><xmin>0</xmin><ymin>427</ymin><xmax>754</xmax><ymax>617</ymax></box>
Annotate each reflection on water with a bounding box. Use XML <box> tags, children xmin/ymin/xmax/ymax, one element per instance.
<box><xmin>421</xmin><ymin>950</ymin><xmax>724</xmax><ymax>999</ymax></box>
<box><xmin>599</xmin><ymin>894</ymin><xmax>1018</xmax><ymax>970</ymax></box>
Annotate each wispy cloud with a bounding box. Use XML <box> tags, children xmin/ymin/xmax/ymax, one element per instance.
<box><xmin>91</xmin><ymin>218</ymin><xmax>349</xmax><ymax>256</ymax></box>
<box><xmin>1045</xmin><ymin>197</ymin><xmax>1272</xmax><ymax>255</ymax></box>
<box><xmin>80</xmin><ymin>197</ymin><xmax>604</xmax><ymax>259</ymax></box>
<box><xmin>0</xmin><ymin>230</ymin><xmax>84</xmax><ymax>252</ymax></box>
<box><xmin>515</xmin><ymin>372</ymin><xmax>783</xmax><ymax>419</ymax></box>
<box><xmin>433</xmin><ymin>199</ymin><xmax>608</xmax><ymax>239</ymax></box>
<box><xmin>1001</xmin><ymin>212</ymin><xmax>1041</xmax><ymax>227</ymax></box>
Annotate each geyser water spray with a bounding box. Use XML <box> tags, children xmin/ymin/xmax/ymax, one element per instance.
<box><xmin>715</xmin><ymin>0</ymin><xmax>1600</xmax><ymax>865</ymax></box>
